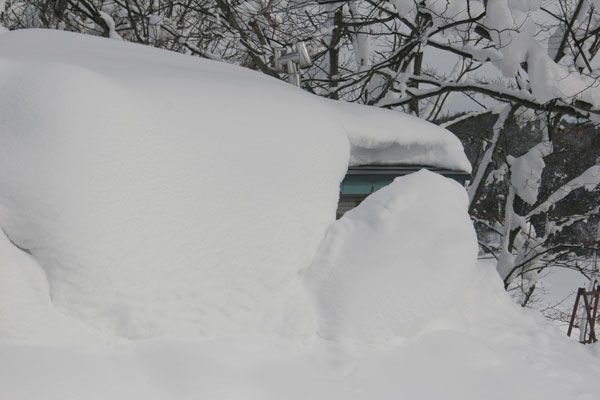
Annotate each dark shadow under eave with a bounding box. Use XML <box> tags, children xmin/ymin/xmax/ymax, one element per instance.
<box><xmin>336</xmin><ymin>164</ymin><xmax>471</xmax><ymax>219</ymax></box>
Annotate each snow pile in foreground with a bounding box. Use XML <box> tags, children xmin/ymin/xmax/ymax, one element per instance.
<box><xmin>0</xmin><ymin>29</ymin><xmax>346</xmax><ymax>340</ymax></box>
<box><xmin>307</xmin><ymin>170</ymin><xmax>477</xmax><ymax>343</ymax></box>
<box><xmin>0</xmin><ymin>29</ymin><xmax>469</xmax><ymax>340</ymax></box>
<box><xmin>2</xmin><ymin>170</ymin><xmax>600</xmax><ymax>399</ymax></box>
<box><xmin>0</xmin><ymin>229</ymin><xmax>106</xmax><ymax>343</ymax></box>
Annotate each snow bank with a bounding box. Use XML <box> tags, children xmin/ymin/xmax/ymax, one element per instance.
<box><xmin>0</xmin><ymin>29</ymin><xmax>346</xmax><ymax>339</ymax></box>
<box><xmin>0</xmin><ymin>228</ymin><xmax>107</xmax><ymax>344</ymax></box>
<box><xmin>3</xmin><ymin>263</ymin><xmax>600</xmax><ymax>400</ymax></box>
<box><xmin>0</xmin><ymin>29</ymin><xmax>469</xmax><ymax>340</ymax></box>
<box><xmin>306</xmin><ymin>170</ymin><xmax>478</xmax><ymax>343</ymax></box>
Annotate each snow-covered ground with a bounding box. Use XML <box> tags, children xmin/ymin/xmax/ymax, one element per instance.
<box><xmin>0</xmin><ymin>29</ymin><xmax>599</xmax><ymax>399</ymax></box>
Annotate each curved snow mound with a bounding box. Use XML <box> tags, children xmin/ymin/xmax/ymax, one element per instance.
<box><xmin>0</xmin><ymin>29</ymin><xmax>349</xmax><ymax>339</ymax></box>
<box><xmin>306</xmin><ymin>170</ymin><xmax>478</xmax><ymax>343</ymax></box>
<box><xmin>0</xmin><ymin>229</ymin><xmax>106</xmax><ymax>344</ymax></box>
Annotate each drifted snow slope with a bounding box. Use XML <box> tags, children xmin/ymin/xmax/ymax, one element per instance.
<box><xmin>0</xmin><ymin>229</ymin><xmax>105</xmax><ymax>343</ymax></box>
<box><xmin>0</xmin><ymin>29</ymin><xmax>346</xmax><ymax>339</ymax></box>
<box><xmin>306</xmin><ymin>170</ymin><xmax>478</xmax><ymax>343</ymax></box>
<box><xmin>2</xmin><ymin>171</ymin><xmax>600</xmax><ymax>400</ymax></box>
<box><xmin>0</xmin><ymin>29</ymin><xmax>469</xmax><ymax>340</ymax></box>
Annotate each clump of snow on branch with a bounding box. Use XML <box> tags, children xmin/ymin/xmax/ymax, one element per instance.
<box><xmin>528</xmin><ymin>164</ymin><xmax>600</xmax><ymax>217</ymax></box>
<box><xmin>509</xmin><ymin>141</ymin><xmax>553</xmax><ymax>205</ymax></box>
<box><xmin>98</xmin><ymin>11</ymin><xmax>122</xmax><ymax>40</ymax></box>
<box><xmin>484</xmin><ymin>0</ymin><xmax>600</xmax><ymax>108</ymax></box>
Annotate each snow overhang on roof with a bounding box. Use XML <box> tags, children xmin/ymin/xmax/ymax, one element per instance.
<box><xmin>328</xmin><ymin>99</ymin><xmax>472</xmax><ymax>174</ymax></box>
<box><xmin>0</xmin><ymin>29</ymin><xmax>471</xmax><ymax>176</ymax></box>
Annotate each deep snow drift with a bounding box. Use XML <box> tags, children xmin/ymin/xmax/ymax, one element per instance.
<box><xmin>2</xmin><ymin>172</ymin><xmax>600</xmax><ymax>400</ymax></box>
<box><xmin>1</xmin><ymin>29</ymin><xmax>600</xmax><ymax>400</ymax></box>
<box><xmin>0</xmin><ymin>229</ymin><xmax>104</xmax><ymax>343</ymax></box>
<box><xmin>0</xmin><ymin>29</ymin><xmax>469</xmax><ymax>340</ymax></box>
<box><xmin>306</xmin><ymin>170</ymin><xmax>478</xmax><ymax>343</ymax></box>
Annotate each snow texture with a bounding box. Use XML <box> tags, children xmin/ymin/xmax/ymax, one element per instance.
<box><xmin>528</xmin><ymin>164</ymin><xmax>600</xmax><ymax>217</ymax></box>
<box><xmin>3</xmin><ymin>159</ymin><xmax>600</xmax><ymax>399</ymax></box>
<box><xmin>306</xmin><ymin>170</ymin><xmax>478</xmax><ymax>344</ymax></box>
<box><xmin>3</xmin><ymin>216</ymin><xmax>600</xmax><ymax>399</ymax></box>
<box><xmin>484</xmin><ymin>0</ymin><xmax>600</xmax><ymax>108</ymax></box>
<box><xmin>509</xmin><ymin>141</ymin><xmax>553</xmax><ymax>205</ymax></box>
<box><xmin>0</xmin><ymin>29</ymin><xmax>342</xmax><ymax>339</ymax></box>
<box><xmin>332</xmin><ymin>100</ymin><xmax>471</xmax><ymax>171</ymax></box>
<box><xmin>98</xmin><ymin>11</ymin><xmax>123</xmax><ymax>40</ymax></box>
<box><xmin>0</xmin><ymin>229</ymin><xmax>108</xmax><ymax>344</ymax></box>
<box><xmin>0</xmin><ymin>29</ymin><xmax>469</xmax><ymax>340</ymax></box>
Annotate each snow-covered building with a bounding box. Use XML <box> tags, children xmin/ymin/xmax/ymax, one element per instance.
<box><xmin>331</xmin><ymin>100</ymin><xmax>472</xmax><ymax>217</ymax></box>
<box><xmin>0</xmin><ymin>29</ymin><xmax>472</xmax><ymax>341</ymax></box>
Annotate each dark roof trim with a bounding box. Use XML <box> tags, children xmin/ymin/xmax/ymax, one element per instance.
<box><xmin>347</xmin><ymin>164</ymin><xmax>471</xmax><ymax>176</ymax></box>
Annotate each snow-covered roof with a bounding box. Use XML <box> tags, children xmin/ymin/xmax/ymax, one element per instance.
<box><xmin>0</xmin><ymin>29</ymin><xmax>470</xmax><ymax>173</ymax></box>
<box><xmin>331</xmin><ymin>99</ymin><xmax>471</xmax><ymax>172</ymax></box>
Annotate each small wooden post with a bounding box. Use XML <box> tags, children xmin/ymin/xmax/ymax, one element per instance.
<box><xmin>590</xmin><ymin>286</ymin><xmax>600</xmax><ymax>343</ymax></box>
<box><xmin>567</xmin><ymin>288</ymin><xmax>584</xmax><ymax>338</ymax></box>
<box><xmin>568</xmin><ymin>285</ymin><xmax>600</xmax><ymax>343</ymax></box>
